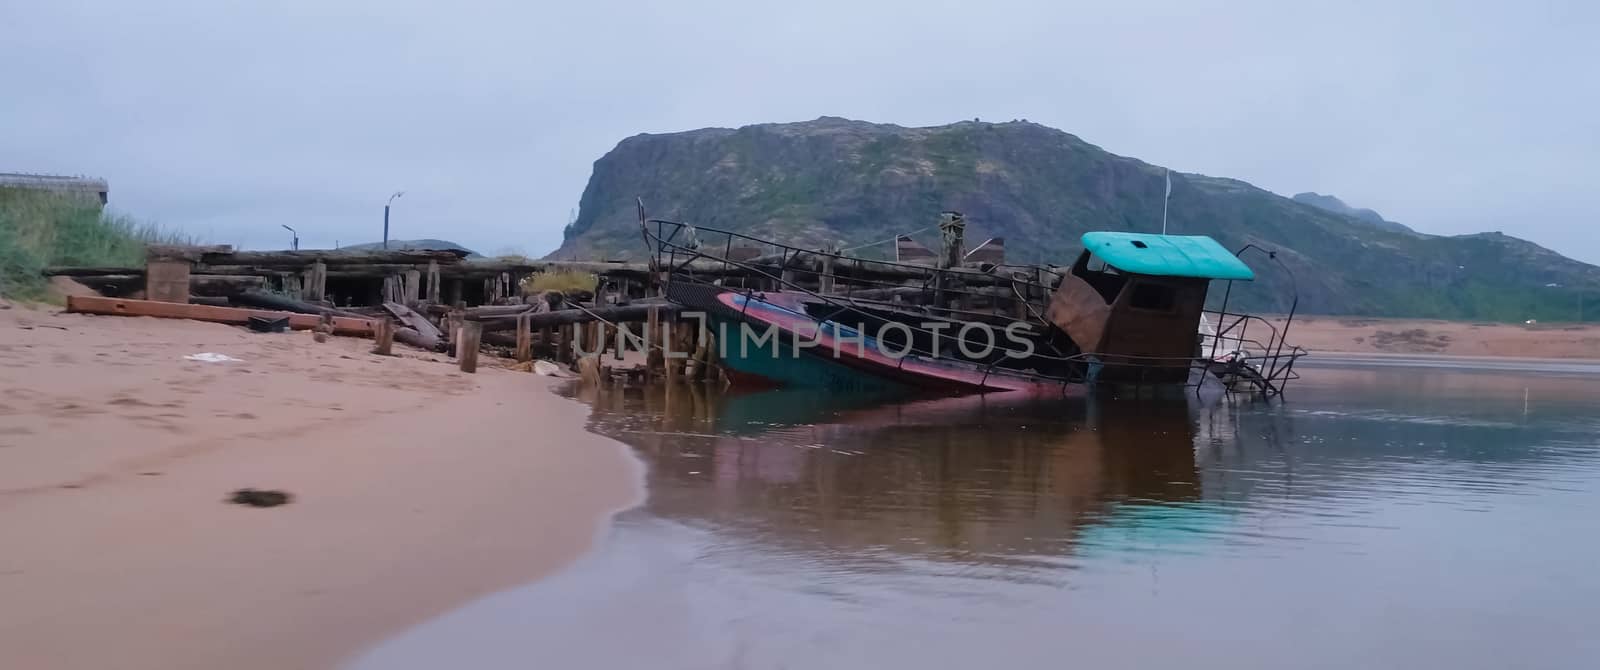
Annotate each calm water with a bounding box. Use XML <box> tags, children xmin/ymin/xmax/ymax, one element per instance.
<box><xmin>355</xmin><ymin>364</ymin><xmax>1600</xmax><ymax>670</ymax></box>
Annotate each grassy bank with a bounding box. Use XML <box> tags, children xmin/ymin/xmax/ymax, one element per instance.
<box><xmin>0</xmin><ymin>187</ymin><xmax>187</xmax><ymax>301</ymax></box>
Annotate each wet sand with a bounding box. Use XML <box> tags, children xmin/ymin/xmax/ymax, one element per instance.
<box><xmin>0</xmin><ymin>307</ymin><xmax>643</xmax><ymax>670</ymax></box>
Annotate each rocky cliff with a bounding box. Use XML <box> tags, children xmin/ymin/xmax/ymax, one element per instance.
<box><xmin>552</xmin><ymin>117</ymin><xmax>1597</xmax><ymax>319</ymax></box>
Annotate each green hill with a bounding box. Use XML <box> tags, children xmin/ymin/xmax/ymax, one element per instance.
<box><xmin>551</xmin><ymin>117</ymin><xmax>1599</xmax><ymax>320</ymax></box>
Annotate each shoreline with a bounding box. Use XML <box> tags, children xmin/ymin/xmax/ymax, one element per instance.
<box><xmin>0</xmin><ymin>307</ymin><xmax>645</xmax><ymax>670</ymax></box>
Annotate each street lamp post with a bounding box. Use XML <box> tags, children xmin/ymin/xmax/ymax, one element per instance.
<box><xmin>383</xmin><ymin>191</ymin><xmax>405</xmax><ymax>249</ymax></box>
<box><xmin>281</xmin><ymin>224</ymin><xmax>299</xmax><ymax>251</ymax></box>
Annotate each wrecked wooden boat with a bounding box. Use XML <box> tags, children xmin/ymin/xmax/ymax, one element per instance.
<box><xmin>642</xmin><ymin>206</ymin><xmax>1305</xmax><ymax>398</ymax></box>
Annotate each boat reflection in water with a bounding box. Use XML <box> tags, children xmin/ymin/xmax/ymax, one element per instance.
<box><xmin>572</xmin><ymin>382</ymin><xmax>1226</xmax><ymax>571</ymax></box>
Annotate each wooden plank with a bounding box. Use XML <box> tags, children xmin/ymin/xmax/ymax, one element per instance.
<box><xmin>145</xmin><ymin>260</ymin><xmax>191</xmax><ymax>304</ymax></box>
<box><xmin>458</xmin><ymin>322</ymin><xmax>482</xmax><ymax>373</ymax></box>
<box><xmin>65</xmin><ymin>295</ymin><xmax>375</xmax><ymax>336</ymax></box>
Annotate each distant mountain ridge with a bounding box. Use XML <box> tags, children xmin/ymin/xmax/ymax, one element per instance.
<box><xmin>1291</xmin><ymin>192</ymin><xmax>1416</xmax><ymax>235</ymax></box>
<box><xmin>552</xmin><ymin>117</ymin><xmax>1598</xmax><ymax>320</ymax></box>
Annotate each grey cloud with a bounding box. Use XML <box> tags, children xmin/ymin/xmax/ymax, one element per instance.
<box><xmin>2</xmin><ymin>0</ymin><xmax>1594</xmax><ymax>261</ymax></box>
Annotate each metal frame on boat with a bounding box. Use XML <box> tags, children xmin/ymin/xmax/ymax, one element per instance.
<box><xmin>639</xmin><ymin>201</ymin><xmax>1305</xmax><ymax>398</ymax></box>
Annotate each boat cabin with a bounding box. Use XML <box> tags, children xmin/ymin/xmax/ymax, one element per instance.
<box><xmin>1046</xmin><ymin>232</ymin><xmax>1254</xmax><ymax>384</ymax></box>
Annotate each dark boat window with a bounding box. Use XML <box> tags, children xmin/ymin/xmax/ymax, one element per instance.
<box><xmin>1072</xmin><ymin>251</ymin><xmax>1128</xmax><ymax>304</ymax></box>
<box><xmin>1129</xmin><ymin>282</ymin><xmax>1177</xmax><ymax>312</ymax></box>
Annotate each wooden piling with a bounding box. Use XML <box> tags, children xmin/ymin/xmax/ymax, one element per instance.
<box><xmin>515</xmin><ymin>312</ymin><xmax>532</xmax><ymax>362</ymax></box>
<box><xmin>458</xmin><ymin>322</ymin><xmax>482</xmax><ymax>373</ymax></box>
<box><xmin>646</xmin><ymin>306</ymin><xmax>663</xmax><ymax>379</ymax></box>
<box><xmin>304</xmin><ymin>261</ymin><xmax>327</xmax><ymax>302</ymax></box>
<box><xmin>372</xmin><ymin>318</ymin><xmax>395</xmax><ymax>356</ymax></box>
<box><xmin>447</xmin><ymin>307</ymin><xmax>464</xmax><ymax>358</ymax></box>
<box><xmin>663</xmin><ymin>318</ymin><xmax>680</xmax><ymax>384</ymax></box>
<box><xmin>689</xmin><ymin>326</ymin><xmax>710</xmax><ymax>381</ymax></box>
<box><xmin>557</xmin><ymin>324</ymin><xmax>573</xmax><ymax>363</ymax></box>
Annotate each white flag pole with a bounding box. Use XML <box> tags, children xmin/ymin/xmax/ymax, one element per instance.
<box><xmin>1161</xmin><ymin>168</ymin><xmax>1172</xmax><ymax>235</ymax></box>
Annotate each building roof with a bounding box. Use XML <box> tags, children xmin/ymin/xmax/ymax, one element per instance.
<box><xmin>1081</xmin><ymin>232</ymin><xmax>1255</xmax><ymax>281</ymax></box>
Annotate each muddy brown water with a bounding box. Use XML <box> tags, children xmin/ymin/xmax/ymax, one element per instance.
<box><xmin>353</xmin><ymin>363</ymin><xmax>1600</xmax><ymax>670</ymax></box>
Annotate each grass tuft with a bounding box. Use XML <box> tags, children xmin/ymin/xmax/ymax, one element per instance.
<box><xmin>0</xmin><ymin>187</ymin><xmax>190</xmax><ymax>301</ymax></box>
<box><xmin>521</xmin><ymin>269</ymin><xmax>596</xmax><ymax>295</ymax></box>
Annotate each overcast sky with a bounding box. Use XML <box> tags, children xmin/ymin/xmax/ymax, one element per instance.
<box><xmin>2</xmin><ymin>1</ymin><xmax>1595</xmax><ymax>262</ymax></box>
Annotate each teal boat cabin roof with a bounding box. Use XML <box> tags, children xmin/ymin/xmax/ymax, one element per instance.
<box><xmin>1081</xmin><ymin>232</ymin><xmax>1255</xmax><ymax>281</ymax></box>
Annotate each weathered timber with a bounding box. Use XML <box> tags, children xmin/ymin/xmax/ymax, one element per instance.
<box><xmin>463</xmin><ymin>295</ymin><xmax>659</xmax><ymax>321</ymax></box>
<box><xmin>404</xmin><ymin>269</ymin><xmax>422</xmax><ymax>306</ymax></box>
<box><xmin>147</xmin><ymin>245</ymin><xmax>234</xmax><ymax>262</ymax></box>
<box><xmin>382</xmin><ymin>302</ymin><xmax>443</xmax><ymax>351</ymax></box>
<box><xmin>662</xmin><ymin>318</ymin><xmax>680</xmax><ymax>383</ymax></box>
<box><xmin>372</xmin><ymin>318</ymin><xmax>395</xmax><ymax>356</ymax></box>
<box><xmin>62</xmin><ymin>272</ymin><xmax>267</xmax><ymax>301</ymax></box>
<box><xmin>304</xmin><ymin>261</ymin><xmax>327</xmax><ymax>302</ymax></box>
<box><xmin>230</xmin><ymin>290</ymin><xmax>369</xmax><ymax>320</ymax></box>
<box><xmin>458</xmin><ymin>322</ymin><xmax>482</xmax><ymax>373</ymax></box>
<box><xmin>146</xmin><ymin>259</ymin><xmax>191</xmax><ymax>304</ymax></box>
<box><xmin>426</xmin><ymin>260</ymin><xmax>441</xmax><ymax>304</ymax></box>
<box><xmin>556</xmin><ymin>323</ymin><xmax>572</xmax><ymax>363</ymax></box>
<box><xmin>194</xmin><ymin>274</ymin><xmax>268</xmax><ymax>297</ymax></box>
<box><xmin>515</xmin><ymin>313</ymin><xmax>532</xmax><ymax>362</ymax></box>
<box><xmin>476</xmin><ymin>303</ymin><xmax>679</xmax><ymax>333</ymax></box>
<box><xmin>646</xmin><ymin>305</ymin><xmax>662</xmax><ymax>380</ymax></box>
<box><xmin>199</xmin><ymin>248</ymin><xmax>468</xmax><ymax>268</ymax></box>
<box><xmin>66</xmin><ymin>295</ymin><xmax>375</xmax><ymax>335</ymax></box>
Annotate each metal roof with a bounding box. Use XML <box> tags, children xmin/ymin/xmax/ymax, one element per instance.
<box><xmin>1081</xmin><ymin>231</ymin><xmax>1255</xmax><ymax>281</ymax></box>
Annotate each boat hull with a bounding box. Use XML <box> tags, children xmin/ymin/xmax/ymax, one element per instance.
<box><xmin>669</xmin><ymin>283</ymin><xmax>1086</xmax><ymax>397</ymax></box>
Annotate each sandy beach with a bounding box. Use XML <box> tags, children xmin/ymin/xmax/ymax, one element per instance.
<box><xmin>0</xmin><ymin>306</ymin><xmax>643</xmax><ymax>670</ymax></box>
<box><xmin>1264</xmin><ymin>315</ymin><xmax>1600</xmax><ymax>359</ymax></box>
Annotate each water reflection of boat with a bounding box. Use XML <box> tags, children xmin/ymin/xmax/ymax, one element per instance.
<box><xmin>583</xmin><ymin>384</ymin><xmax>1229</xmax><ymax>563</ymax></box>
<box><xmin>641</xmin><ymin>204</ymin><xmax>1306</xmax><ymax>399</ymax></box>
